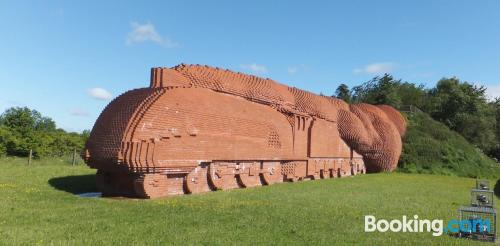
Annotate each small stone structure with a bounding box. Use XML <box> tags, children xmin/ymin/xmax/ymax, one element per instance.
<box><xmin>83</xmin><ymin>64</ymin><xmax>406</xmax><ymax>198</ymax></box>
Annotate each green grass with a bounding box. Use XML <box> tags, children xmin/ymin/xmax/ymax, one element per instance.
<box><xmin>1</xmin><ymin>158</ymin><xmax>499</xmax><ymax>245</ymax></box>
<box><xmin>398</xmin><ymin>112</ymin><xmax>500</xmax><ymax>178</ymax></box>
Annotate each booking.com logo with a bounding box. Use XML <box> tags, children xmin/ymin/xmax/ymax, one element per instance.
<box><xmin>365</xmin><ymin>215</ymin><xmax>491</xmax><ymax>236</ymax></box>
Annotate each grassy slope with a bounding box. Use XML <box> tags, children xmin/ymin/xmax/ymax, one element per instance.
<box><xmin>1</xmin><ymin>158</ymin><xmax>498</xmax><ymax>245</ymax></box>
<box><xmin>398</xmin><ymin>112</ymin><xmax>500</xmax><ymax>178</ymax></box>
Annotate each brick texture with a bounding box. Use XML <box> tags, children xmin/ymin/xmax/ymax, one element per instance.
<box><xmin>84</xmin><ymin>64</ymin><xmax>406</xmax><ymax>198</ymax></box>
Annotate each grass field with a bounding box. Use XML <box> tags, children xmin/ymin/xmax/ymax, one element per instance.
<box><xmin>1</xmin><ymin>157</ymin><xmax>499</xmax><ymax>245</ymax></box>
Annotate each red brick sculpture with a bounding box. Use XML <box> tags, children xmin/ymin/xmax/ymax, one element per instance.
<box><xmin>83</xmin><ymin>64</ymin><xmax>406</xmax><ymax>198</ymax></box>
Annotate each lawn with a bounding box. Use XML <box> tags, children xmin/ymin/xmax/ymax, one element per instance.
<box><xmin>0</xmin><ymin>157</ymin><xmax>498</xmax><ymax>245</ymax></box>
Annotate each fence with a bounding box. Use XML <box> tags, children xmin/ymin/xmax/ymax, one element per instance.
<box><xmin>25</xmin><ymin>148</ymin><xmax>85</xmax><ymax>166</ymax></box>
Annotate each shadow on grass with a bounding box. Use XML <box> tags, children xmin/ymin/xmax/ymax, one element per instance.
<box><xmin>48</xmin><ymin>174</ymin><xmax>98</xmax><ymax>194</ymax></box>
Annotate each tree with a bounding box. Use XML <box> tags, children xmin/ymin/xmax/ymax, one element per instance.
<box><xmin>1</xmin><ymin>107</ymin><xmax>37</xmax><ymax>135</ymax></box>
<box><xmin>82</xmin><ymin>130</ymin><xmax>90</xmax><ymax>143</ymax></box>
<box><xmin>0</xmin><ymin>107</ymin><xmax>56</xmax><ymax>133</ymax></box>
<box><xmin>346</xmin><ymin>74</ymin><xmax>499</xmax><ymax>161</ymax></box>
<box><xmin>487</xmin><ymin>98</ymin><xmax>500</xmax><ymax>160</ymax></box>
<box><xmin>0</xmin><ymin>106</ymin><xmax>88</xmax><ymax>158</ymax></box>
<box><xmin>334</xmin><ymin>84</ymin><xmax>352</xmax><ymax>103</ymax></box>
<box><xmin>351</xmin><ymin>74</ymin><xmax>403</xmax><ymax>108</ymax></box>
<box><xmin>0</xmin><ymin>125</ymin><xmax>12</xmax><ymax>157</ymax></box>
<box><xmin>0</xmin><ymin>107</ymin><xmax>44</xmax><ymax>156</ymax></box>
<box><xmin>495</xmin><ymin>98</ymin><xmax>500</xmax><ymax>142</ymax></box>
<box><xmin>424</xmin><ymin>78</ymin><xmax>496</xmax><ymax>153</ymax></box>
<box><xmin>395</xmin><ymin>82</ymin><xmax>427</xmax><ymax>109</ymax></box>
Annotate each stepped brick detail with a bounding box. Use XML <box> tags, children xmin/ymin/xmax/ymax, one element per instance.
<box><xmin>84</xmin><ymin>64</ymin><xmax>406</xmax><ymax>198</ymax></box>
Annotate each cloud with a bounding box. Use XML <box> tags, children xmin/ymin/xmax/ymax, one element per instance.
<box><xmin>287</xmin><ymin>67</ymin><xmax>298</xmax><ymax>75</ymax></box>
<box><xmin>126</xmin><ymin>22</ymin><xmax>178</xmax><ymax>47</ymax></box>
<box><xmin>240</xmin><ymin>63</ymin><xmax>268</xmax><ymax>74</ymax></box>
<box><xmin>69</xmin><ymin>108</ymin><xmax>89</xmax><ymax>117</ymax></box>
<box><xmin>486</xmin><ymin>84</ymin><xmax>500</xmax><ymax>100</ymax></box>
<box><xmin>88</xmin><ymin>88</ymin><xmax>112</xmax><ymax>100</ymax></box>
<box><xmin>287</xmin><ymin>64</ymin><xmax>309</xmax><ymax>75</ymax></box>
<box><xmin>354</xmin><ymin>62</ymin><xmax>396</xmax><ymax>75</ymax></box>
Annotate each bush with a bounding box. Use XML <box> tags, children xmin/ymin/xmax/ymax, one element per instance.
<box><xmin>398</xmin><ymin>112</ymin><xmax>500</xmax><ymax>178</ymax></box>
<box><xmin>0</xmin><ymin>107</ymin><xmax>87</xmax><ymax>158</ymax></box>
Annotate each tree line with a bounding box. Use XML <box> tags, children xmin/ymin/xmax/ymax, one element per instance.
<box><xmin>0</xmin><ymin>107</ymin><xmax>89</xmax><ymax>158</ymax></box>
<box><xmin>334</xmin><ymin>74</ymin><xmax>500</xmax><ymax>161</ymax></box>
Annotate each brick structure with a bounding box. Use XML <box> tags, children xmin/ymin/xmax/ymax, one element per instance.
<box><xmin>84</xmin><ymin>64</ymin><xmax>406</xmax><ymax>198</ymax></box>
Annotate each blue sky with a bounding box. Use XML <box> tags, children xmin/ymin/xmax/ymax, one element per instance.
<box><xmin>1</xmin><ymin>1</ymin><xmax>499</xmax><ymax>132</ymax></box>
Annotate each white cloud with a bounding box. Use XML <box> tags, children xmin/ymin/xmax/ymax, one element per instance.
<box><xmin>240</xmin><ymin>63</ymin><xmax>268</xmax><ymax>74</ymax></box>
<box><xmin>126</xmin><ymin>22</ymin><xmax>178</xmax><ymax>48</ymax></box>
<box><xmin>287</xmin><ymin>67</ymin><xmax>298</xmax><ymax>75</ymax></box>
<box><xmin>486</xmin><ymin>84</ymin><xmax>500</xmax><ymax>100</ymax></box>
<box><xmin>88</xmin><ymin>88</ymin><xmax>112</xmax><ymax>100</ymax></box>
<box><xmin>69</xmin><ymin>108</ymin><xmax>89</xmax><ymax>117</ymax></box>
<box><xmin>287</xmin><ymin>64</ymin><xmax>308</xmax><ymax>75</ymax></box>
<box><xmin>354</xmin><ymin>62</ymin><xmax>396</xmax><ymax>75</ymax></box>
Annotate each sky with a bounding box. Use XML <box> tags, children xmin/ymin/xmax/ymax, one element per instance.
<box><xmin>1</xmin><ymin>0</ymin><xmax>499</xmax><ymax>132</ymax></box>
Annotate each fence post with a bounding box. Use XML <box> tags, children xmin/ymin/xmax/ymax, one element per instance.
<box><xmin>28</xmin><ymin>149</ymin><xmax>32</xmax><ymax>166</ymax></box>
<box><xmin>72</xmin><ymin>148</ymin><xmax>76</xmax><ymax>166</ymax></box>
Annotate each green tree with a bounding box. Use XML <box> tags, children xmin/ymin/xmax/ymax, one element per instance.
<box><xmin>0</xmin><ymin>106</ymin><xmax>88</xmax><ymax>158</ymax></box>
<box><xmin>1</xmin><ymin>107</ymin><xmax>36</xmax><ymax>134</ymax></box>
<box><xmin>334</xmin><ymin>84</ymin><xmax>352</xmax><ymax>103</ymax></box>
<box><xmin>0</xmin><ymin>125</ymin><xmax>12</xmax><ymax>157</ymax></box>
<box><xmin>82</xmin><ymin>129</ymin><xmax>90</xmax><ymax>143</ymax></box>
<box><xmin>487</xmin><ymin>98</ymin><xmax>500</xmax><ymax>160</ymax></box>
<box><xmin>395</xmin><ymin>82</ymin><xmax>427</xmax><ymax>109</ymax></box>
<box><xmin>424</xmin><ymin>78</ymin><xmax>496</xmax><ymax>152</ymax></box>
<box><xmin>352</xmin><ymin>74</ymin><xmax>403</xmax><ymax>107</ymax></box>
<box><xmin>347</xmin><ymin>75</ymin><xmax>499</xmax><ymax>161</ymax></box>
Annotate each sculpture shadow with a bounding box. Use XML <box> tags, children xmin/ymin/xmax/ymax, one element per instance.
<box><xmin>48</xmin><ymin>174</ymin><xmax>98</xmax><ymax>195</ymax></box>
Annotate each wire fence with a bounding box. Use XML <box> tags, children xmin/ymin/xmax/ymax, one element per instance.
<box><xmin>24</xmin><ymin>149</ymin><xmax>86</xmax><ymax>166</ymax></box>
